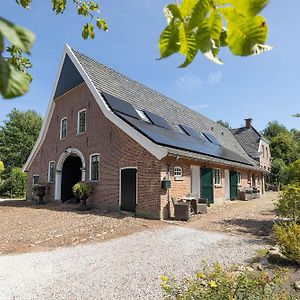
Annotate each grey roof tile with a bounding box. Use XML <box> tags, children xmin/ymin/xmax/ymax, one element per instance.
<box><xmin>71</xmin><ymin>49</ymin><xmax>259</xmax><ymax>169</ymax></box>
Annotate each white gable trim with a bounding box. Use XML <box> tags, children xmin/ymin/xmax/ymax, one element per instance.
<box><xmin>23</xmin><ymin>45</ymin><xmax>167</xmax><ymax>172</ymax></box>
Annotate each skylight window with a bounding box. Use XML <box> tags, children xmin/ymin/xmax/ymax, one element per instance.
<box><xmin>135</xmin><ymin>108</ymin><xmax>151</xmax><ymax>123</ymax></box>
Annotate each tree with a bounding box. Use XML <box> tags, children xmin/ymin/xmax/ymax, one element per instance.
<box><xmin>217</xmin><ymin>120</ymin><xmax>230</xmax><ymax>129</ymax></box>
<box><xmin>262</xmin><ymin>121</ymin><xmax>289</xmax><ymax>140</ymax></box>
<box><xmin>0</xmin><ymin>109</ymin><xmax>42</xmax><ymax>172</ymax></box>
<box><xmin>0</xmin><ymin>0</ymin><xmax>271</xmax><ymax>99</ymax></box>
<box><xmin>287</xmin><ymin>159</ymin><xmax>300</xmax><ymax>185</ymax></box>
<box><xmin>270</xmin><ymin>158</ymin><xmax>288</xmax><ymax>187</ymax></box>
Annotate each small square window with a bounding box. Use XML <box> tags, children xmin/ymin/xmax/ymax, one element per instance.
<box><xmin>90</xmin><ymin>154</ymin><xmax>99</xmax><ymax>180</ymax></box>
<box><xmin>33</xmin><ymin>175</ymin><xmax>39</xmax><ymax>185</ymax></box>
<box><xmin>237</xmin><ymin>172</ymin><xmax>242</xmax><ymax>185</ymax></box>
<box><xmin>174</xmin><ymin>166</ymin><xmax>183</xmax><ymax>180</ymax></box>
<box><xmin>77</xmin><ymin>109</ymin><xmax>86</xmax><ymax>134</ymax></box>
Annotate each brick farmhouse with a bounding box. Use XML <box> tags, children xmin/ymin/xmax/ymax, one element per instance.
<box><xmin>23</xmin><ymin>45</ymin><xmax>270</xmax><ymax>219</ymax></box>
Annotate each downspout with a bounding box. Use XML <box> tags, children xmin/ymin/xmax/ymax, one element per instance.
<box><xmin>167</xmin><ymin>163</ymin><xmax>171</xmax><ymax>219</ymax></box>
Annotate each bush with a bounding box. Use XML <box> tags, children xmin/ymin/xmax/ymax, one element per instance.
<box><xmin>0</xmin><ymin>167</ymin><xmax>27</xmax><ymax>198</ymax></box>
<box><xmin>275</xmin><ymin>184</ymin><xmax>300</xmax><ymax>222</ymax></box>
<box><xmin>0</xmin><ymin>160</ymin><xmax>4</xmax><ymax>175</ymax></box>
<box><xmin>161</xmin><ymin>262</ymin><xmax>291</xmax><ymax>300</ymax></box>
<box><xmin>274</xmin><ymin>222</ymin><xmax>300</xmax><ymax>265</ymax></box>
<box><xmin>72</xmin><ymin>181</ymin><xmax>93</xmax><ymax>200</ymax></box>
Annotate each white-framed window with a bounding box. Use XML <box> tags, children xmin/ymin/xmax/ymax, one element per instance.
<box><xmin>48</xmin><ymin>161</ymin><xmax>55</xmax><ymax>183</ymax></box>
<box><xmin>174</xmin><ymin>166</ymin><xmax>183</xmax><ymax>180</ymax></box>
<box><xmin>90</xmin><ymin>154</ymin><xmax>100</xmax><ymax>181</ymax></box>
<box><xmin>77</xmin><ymin>109</ymin><xmax>86</xmax><ymax>134</ymax></box>
<box><xmin>60</xmin><ymin>117</ymin><xmax>67</xmax><ymax>139</ymax></box>
<box><xmin>32</xmin><ymin>174</ymin><xmax>39</xmax><ymax>185</ymax></box>
<box><xmin>214</xmin><ymin>168</ymin><xmax>222</xmax><ymax>186</ymax></box>
<box><xmin>237</xmin><ymin>172</ymin><xmax>242</xmax><ymax>185</ymax></box>
<box><xmin>135</xmin><ymin>108</ymin><xmax>151</xmax><ymax>123</ymax></box>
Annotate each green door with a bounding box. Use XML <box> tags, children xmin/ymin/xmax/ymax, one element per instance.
<box><xmin>230</xmin><ymin>171</ymin><xmax>238</xmax><ymax>200</ymax></box>
<box><xmin>200</xmin><ymin>168</ymin><xmax>214</xmax><ymax>204</ymax></box>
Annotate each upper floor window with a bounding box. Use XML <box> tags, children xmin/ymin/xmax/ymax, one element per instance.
<box><xmin>262</xmin><ymin>145</ymin><xmax>265</xmax><ymax>158</ymax></box>
<box><xmin>214</xmin><ymin>169</ymin><xmax>221</xmax><ymax>185</ymax></box>
<box><xmin>237</xmin><ymin>172</ymin><xmax>242</xmax><ymax>185</ymax></box>
<box><xmin>266</xmin><ymin>147</ymin><xmax>269</xmax><ymax>159</ymax></box>
<box><xmin>60</xmin><ymin>117</ymin><xmax>67</xmax><ymax>139</ymax></box>
<box><xmin>77</xmin><ymin>109</ymin><xmax>86</xmax><ymax>134</ymax></box>
<box><xmin>174</xmin><ymin>166</ymin><xmax>183</xmax><ymax>180</ymax></box>
<box><xmin>90</xmin><ymin>154</ymin><xmax>100</xmax><ymax>181</ymax></box>
<box><xmin>48</xmin><ymin>161</ymin><xmax>55</xmax><ymax>183</ymax></box>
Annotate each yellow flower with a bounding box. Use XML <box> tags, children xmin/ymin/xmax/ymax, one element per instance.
<box><xmin>161</xmin><ymin>275</ymin><xmax>169</xmax><ymax>282</ymax></box>
<box><xmin>197</xmin><ymin>273</ymin><xmax>204</xmax><ymax>279</ymax></box>
<box><xmin>208</xmin><ymin>280</ymin><xmax>217</xmax><ymax>288</ymax></box>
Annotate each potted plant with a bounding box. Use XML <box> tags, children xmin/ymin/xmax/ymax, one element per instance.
<box><xmin>32</xmin><ymin>183</ymin><xmax>47</xmax><ymax>204</ymax></box>
<box><xmin>72</xmin><ymin>181</ymin><xmax>93</xmax><ymax>211</ymax></box>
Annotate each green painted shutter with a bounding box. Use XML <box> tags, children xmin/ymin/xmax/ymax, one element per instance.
<box><xmin>230</xmin><ymin>171</ymin><xmax>238</xmax><ymax>200</ymax></box>
<box><xmin>200</xmin><ymin>168</ymin><xmax>214</xmax><ymax>204</ymax></box>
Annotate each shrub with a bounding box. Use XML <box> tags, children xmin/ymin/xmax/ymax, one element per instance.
<box><xmin>161</xmin><ymin>262</ymin><xmax>292</xmax><ymax>300</ymax></box>
<box><xmin>0</xmin><ymin>160</ymin><xmax>4</xmax><ymax>175</ymax></box>
<box><xmin>274</xmin><ymin>222</ymin><xmax>300</xmax><ymax>265</ymax></box>
<box><xmin>0</xmin><ymin>167</ymin><xmax>27</xmax><ymax>198</ymax></box>
<box><xmin>72</xmin><ymin>182</ymin><xmax>93</xmax><ymax>200</ymax></box>
<box><xmin>275</xmin><ymin>184</ymin><xmax>300</xmax><ymax>222</ymax></box>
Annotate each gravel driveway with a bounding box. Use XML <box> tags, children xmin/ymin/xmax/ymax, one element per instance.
<box><xmin>0</xmin><ymin>226</ymin><xmax>264</xmax><ymax>300</ymax></box>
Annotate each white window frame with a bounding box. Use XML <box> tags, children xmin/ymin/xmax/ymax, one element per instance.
<box><xmin>135</xmin><ymin>108</ymin><xmax>151</xmax><ymax>123</ymax></box>
<box><xmin>89</xmin><ymin>153</ymin><xmax>100</xmax><ymax>181</ymax></box>
<box><xmin>77</xmin><ymin>109</ymin><xmax>87</xmax><ymax>134</ymax></box>
<box><xmin>237</xmin><ymin>172</ymin><xmax>242</xmax><ymax>185</ymax></box>
<box><xmin>60</xmin><ymin>117</ymin><xmax>67</xmax><ymax>140</ymax></box>
<box><xmin>48</xmin><ymin>161</ymin><xmax>55</xmax><ymax>183</ymax></box>
<box><xmin>32</xmin><ymin>174</ymin><xmax>39</xmax><ymax>186</ymax></box>
<box><xmin>214</xmin><ymin>168</ymin><xmax>222</xmax><ymax>186</ymax></box>
<box><xmin>174</xmin><ymin>166</ymin><xmax>183</xmax><ymax>180</ymax></box>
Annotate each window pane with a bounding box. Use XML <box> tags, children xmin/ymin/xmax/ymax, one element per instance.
<box><xmin>78</xmin><ymin>110</ymin><xmax>86</xmax><ymax>133</ymax></box>
<box><xmin>61</xmin><ymin>118</ymin><xmax>67</xmax><ymax>139</ymax></box>
<box><xmin>33</xmin><ymin>175</ymin><xmax>39</xmax><ymax>185</ymax></box>
<box><xmin>49</xmin><ymin>162</ymin><xmax>55</xmax><ymax>182</ymax></box>
<box><xmin>91</xmin><ymin>155</ymin><xmax>99</xmax><ymax>180</ymax></box>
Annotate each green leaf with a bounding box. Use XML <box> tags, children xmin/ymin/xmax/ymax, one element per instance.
<box><xmin>0</xmin><ymin>57</ymin><xmax>30</xmax><ymax>99</ymax></box>
<box><xmin>16</xmin><ymin>0</ymin><xmax>32</xmax><ymax>9</ymax></box>
<box><xmin>224</xmin><ymin>9</ymin><xmax>268</xmax><ymax>56</ymax></box>
<box><xmin>164</xmin><ymin>4</ymin><xmax>182</xmax><ymax>24</ymax></box>
<box><xmin>218</xmin><ymin>0</ymin><xmax>269</xmax><ymax>17</ymax></box>
<box><xmin>96</xmin><ymin>18</ymin><xmax>108</xmax><ymax>31</ymax></box>
<box><xmin>51</xmin><ymin>0</ymin><xmax>67</xmax><ymax>14</ymax></box>
<box><xmin>159</xmin><ymin>23</ymin><xmax>180</xmax><ymax>59</ymax></box>
<box><xmin>0</xmin><ymin>17</ymin><xmax>35</xmax><ymax>53</ymax></box>
<box><xmin>187</xmin><ymin>0</ymin><xmax>210</xmax><ymax>30</ymax></box>
<box><xmin>179</xmin><ymin>0</ymin><xmax>198</xmax><ymax>18</ymax></box>
<box><xmin>178</xmin><ymin>23</ymin><xmax>197</xmax><ymax>67</ymax></box>
<box><xmin>82</xmin><ymin>23</ymin><xmax>95</xmax><ymax>40</ymax></box>
<box><xmin>220</xmin><ymin>28</ymin><xmax>228</xmax><ymax>47</ymax></box>
<box><xmin>195</xmin><ymin>10</ymin><xmax>223</xmax><ymax>63</ymax></box>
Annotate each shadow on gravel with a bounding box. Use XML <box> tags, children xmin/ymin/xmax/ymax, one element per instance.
<box><xmin>220</xmin><ymin>218</ymin><xmax>274</xmax><ymax>241</ymax></box>
<box><xmin>0</xmin><ymin>199</ymin><xmax>131</xmax><ymax>220</ymax></box>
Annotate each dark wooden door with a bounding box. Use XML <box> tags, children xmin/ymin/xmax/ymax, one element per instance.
<box><xmin>230</xmin><ymin>171</ymin><xmax>238</xmax><ymax>200</ymax></box>
<box><xmin>200</xmin><ymin>168</ymin><xmax>214</xmax><ymax>204</ymax></box>
<box><xmin>120</xmin><ymin>168</ymin><xmax>137</xmax><ymax>212</ymax></box>
<box><xmin>61</xmin><ymin>156</ymin><xmax>82</xmax><ymax>202</ymax></box>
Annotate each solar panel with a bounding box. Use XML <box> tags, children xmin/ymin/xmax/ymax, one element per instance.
<box><xmin>202</xmin><ymin>132</ymin><xmax>221</xmax><ymax>145</ymax></box>
<box><xmin>117</xmin><ymin>113</ymin><xmax>253</xmax><ymax>166</ymax></box>
<box><xmin>143</xmin><ymin>110</ymin><xmax>174</xmax><ymax>130</ymax></box>
<box><xmin>179</xmin><ymin>125</ymin><xmax>205</xmax><ymax>140</ymax></box>
<box><xmin>101</xmin><ymin>92</ymin><xmax>141</xmax><ymax>120</ymax></box>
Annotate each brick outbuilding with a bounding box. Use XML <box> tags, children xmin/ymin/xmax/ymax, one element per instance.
<box><xmin>24</xmin><ymin>45</ymin><xmax>265</xmax><ymax>219</ymax></box>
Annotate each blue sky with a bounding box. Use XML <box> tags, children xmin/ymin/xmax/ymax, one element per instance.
<box><xmin>1</xmin><ymin>0</ymin><xmax>299</xmax><ymax>131</ymax></box>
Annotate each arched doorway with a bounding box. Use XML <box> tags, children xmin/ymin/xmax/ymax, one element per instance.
<box><xmin>55</xmin><ymin>148</ymin><xmax>86</xmax><ymax>201</ymax></box>
<box><xmin>61</xmin><ymin>155</ymin><xmax>82</xmax><ymax>202</ymax></box>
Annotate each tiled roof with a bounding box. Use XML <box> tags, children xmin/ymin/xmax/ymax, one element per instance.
<box><xmin>231</xmin><ymin>127</ymin><xmax>261</xmax><ymax>158</ymax></box>
<box><xmin>72</xmin><ymin>49</ymin><xmax>259</xmax><ymax>169</ymax></box>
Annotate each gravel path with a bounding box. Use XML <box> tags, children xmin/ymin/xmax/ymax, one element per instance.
<box><xmin>0</xmin><ymin>226</ymin><xmax>264</xmax><ymax>300</ymax></box>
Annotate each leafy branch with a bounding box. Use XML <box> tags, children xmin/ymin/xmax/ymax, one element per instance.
<box><xmin>159</xmin><ymin>0</ymin><xmax>272</xmax><ymax>67</ymax></box>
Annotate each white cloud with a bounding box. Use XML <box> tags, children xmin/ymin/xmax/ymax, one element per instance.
<box><xmin>207</xmin><ymin>70</ymin><xmax>223</xmax><ymax>85</ymax></box>
<box><xmin>175</xmin><ymin>72</ymin><xmax>203</xmax><ymax>91</ymax></box>
<box><xmin>191</xmin><ymin>104</ymin><xmax>210</xmax><ymax>111</ymax></box>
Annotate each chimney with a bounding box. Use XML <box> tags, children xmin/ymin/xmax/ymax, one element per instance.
<box><xmin>245</xmin><ymin>118</ymin><xmax>253</xmax><ymax>129</ymax></box>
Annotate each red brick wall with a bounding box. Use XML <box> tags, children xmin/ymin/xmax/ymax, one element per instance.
<box><xmin>26</xmin><ymin>84</ymin><xmax>163</xmax><ymax>219</ymax></box>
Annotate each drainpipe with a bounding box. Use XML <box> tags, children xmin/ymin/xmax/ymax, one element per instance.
<box><xmin>167</xmin><ymin>163</ymin><xmax>171</xmax><ymax>219</ymax></box>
